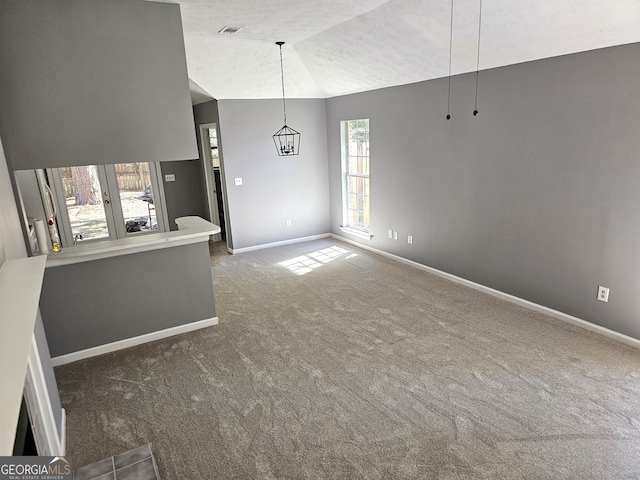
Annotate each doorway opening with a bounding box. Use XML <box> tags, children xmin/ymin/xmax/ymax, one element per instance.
<box><xmin>199</xmin><ymin>123</ymin><xmax>228</xmax><ymax>245</ymax></box>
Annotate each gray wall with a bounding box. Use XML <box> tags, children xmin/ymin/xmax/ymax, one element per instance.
<box><xmin>40</xmin><ymin>242</ymin><xmax>216</xmax><ymax>357</ymax></box>
<box><xmin>0</xmin><ymin>0</ymin><xmax>197</xmax><ymax>170</ymax></box>
<box><xmin>160</xmin><ymin>160</ymin><xmax>209</xmax><ymax>231</ymax></box>
<box><xmin>327</xmin><ymin>43</ymin><xmax>640</xmax><ymax>340</ymax></box>
<box><xmin>217</xmin><ymin>99</ymin><xmax>330</xmax><ymax>250</ymax></box>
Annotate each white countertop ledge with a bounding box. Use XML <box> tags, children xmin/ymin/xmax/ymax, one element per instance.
<box><xmin>46</xmin><ymin>216</ymin><xmax>220</xmax><ymax>268</ymax></box>
<box><xmin>0</xmin><ymin>255</ymin><xmax>46</xmax><ymax>455</ymax></box>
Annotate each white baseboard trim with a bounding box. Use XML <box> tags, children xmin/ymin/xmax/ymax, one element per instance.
<box><xmin>332</xmin><ymin>234</ymin><xmax>640</xmax><ymax>350</ymax></box>
<box><xmin>230</xmin><ymin>233</ymin><xmax>331</xmax><ymax>254</ymax></box>
<box><xmin>51</xmin><ymin>317</ymin><xmax>218</xmax><ymax>366</ymax></box>
<box><xmin>60</xmin><ymin>408</ymin><xmax>66</xmax><ymax>456</ymax></box>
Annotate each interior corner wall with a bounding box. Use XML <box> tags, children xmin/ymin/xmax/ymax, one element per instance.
<box><xmin>160</xmin><ymin>160</ymin><xmax>209</xmax><ymax>231</ymax></box>
<box><xmin>217</xmin><ymin>99</ymin><xmax>330</xmax><ymax>250</ymax></box>
<box><xmin>0</xmin><ymin>0</ymin><xmax>197</xmax><ymax>170</ymax></box>
<box><xmin>326</xmin><ymin>43</ymin><xmax>640</xmax><ymax>341</ymax></box>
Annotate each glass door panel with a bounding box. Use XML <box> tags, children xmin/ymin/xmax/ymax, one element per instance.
<box><xmin>110</xmin><ymin>162</ymin><xmax>158</xmax><ymax>234</ymax></box>
<box><xmin>57</xmin><ymin>165</ymin><xmax>112</xmax><ymax>242</ymax></box>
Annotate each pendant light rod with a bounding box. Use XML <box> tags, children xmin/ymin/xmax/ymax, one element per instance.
<box><xmin>473</xmin><ymin>0</ymin><xmax>483</xmax><ymax>116</ymax></box>
<box><xmin>446</xmin><ymin>0</ymin><xmax>454</xmax><ymax>120</ymax></box>
<box><xmin>276</xmin><ymin>41</ymin><xmax>287</xmax><ymax>126</ymax></box>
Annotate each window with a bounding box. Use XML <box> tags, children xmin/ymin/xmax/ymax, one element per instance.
<box><xmin>341</xmin><ymin>119</ymin><xmax>370</xmax><ymax>236</ymax></box>
<box><xmin>48</xmin><ymin>162</ymin><xmax>167</xmax><ymax>246</ymax></box>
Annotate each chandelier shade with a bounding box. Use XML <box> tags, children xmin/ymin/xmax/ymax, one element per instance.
<box><xmin>273</xmin><ymin>124</ymin><xmax>300</xmax><ymax>156</ymax></box>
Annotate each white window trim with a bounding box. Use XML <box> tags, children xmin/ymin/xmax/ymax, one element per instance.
<box><xmin>339</xmin><ymin>225</ymin><xmax>373</xmax><ymax>240</ymax></box>
<box><xmin>340</xmin><ymin>119</ymin><xmax>371</xmax><ymax>235</ymax></box>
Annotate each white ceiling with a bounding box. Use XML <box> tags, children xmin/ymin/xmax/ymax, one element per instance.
<box><xmin>172</xmin><ymin>0</ymin><xmax>640</xmax><ymax>101</ymax></box>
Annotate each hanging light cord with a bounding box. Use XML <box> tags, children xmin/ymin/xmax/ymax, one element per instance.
<box><xmin>446</xmin><ymin>0</ymin><xmax>454</xmax><ymax>120</ymax></box>
<box><xmin>473</xmin><ymin>0</ymin><xmax>483</xmax><ymax>115</ymax></box>
<box><xmin>278</xmin><ymin>43</ymin><xmax>288</xmax><ymax>126</ymax></box>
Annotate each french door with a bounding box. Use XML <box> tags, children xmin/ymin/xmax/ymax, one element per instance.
<box><xmin>48</xmin><ymin>162</ymin><xmax>168</xmax><ymax>247</ymax></box>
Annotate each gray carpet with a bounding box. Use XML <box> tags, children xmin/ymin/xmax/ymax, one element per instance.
<box><xmin>56</xmin><ymin>238</ymin><xmax>640</xmax><ymax>479</ymax></box>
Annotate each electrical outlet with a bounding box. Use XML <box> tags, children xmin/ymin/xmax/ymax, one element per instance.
<box><xmin>597</xmin><ymin>286</ymin><xmax>610</xmax><ymax>302</ymax></box>
<box><xmin>408</xmin><ymin>235</ymin><xmax>413</xmax><ymax>244</ymax></box>
<box><xmin>234</xmin><ymin>177</ymin><xmax>243</xmax><ymax>186</ymax></box>
<box><xmin>164</xmin><ymin>174</ymin><xmax>175</xmax><ymax>182</ymax></box>
<box><xmin>393</xmin><ymin>231</ymin><xmax>398</xmax><ymax>240</ymax></box>
<box><xmin>286</xmin><ymin>219</ymin><xmax>292</xmax><ymax>227</ymax></box>
<box><xmin>388</xmin><ymin>229</ymin><xmax>393</xmax><ymax>239</ymax></box>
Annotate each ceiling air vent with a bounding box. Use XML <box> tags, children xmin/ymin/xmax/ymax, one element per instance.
<box><xmin>218</xmin><ymin>26</ymin><xmax>243</xmax><ymax>35</ymax></box>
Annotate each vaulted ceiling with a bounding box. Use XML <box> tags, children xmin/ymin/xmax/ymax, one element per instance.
<box><xmin>172</xmin><ymin>0</ymin><xmax>640</xmax><ymax>101</ymax></box>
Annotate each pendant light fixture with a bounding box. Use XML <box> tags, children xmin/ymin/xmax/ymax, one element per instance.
<box><xmin>446</xmin><ymin>0</ymin><xmax>454</xmax><ymax>120</ymax></box>
<box><xmin>473</xmin><ymin>0</ymin><xmax>483</xmax><ymax>116</ymax></box>
<box><xmin>272</xmin><ymin>41</ymin><xmax>300</xmax><ymax>156</ymax></box>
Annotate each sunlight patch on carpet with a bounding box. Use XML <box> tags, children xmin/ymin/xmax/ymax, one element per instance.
<box><xmin>279</xmin><ymin>245</ymin><xmax>350</xmax><ymax>275</ymax></box>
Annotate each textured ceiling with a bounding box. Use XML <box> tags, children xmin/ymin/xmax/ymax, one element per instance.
<box><xmin>173</xmin><ymin>0</ymin><xmax>640</xmax><ymax>101</ymax></box>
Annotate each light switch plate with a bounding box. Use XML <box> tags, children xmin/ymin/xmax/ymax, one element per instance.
<box><xmin>234</xmin><ymin>177</ymin><xmax>243</xmax><ymax>186</ymax></box>
<box><xmin>164</xmin><ymin>174</ymin><xmax>175</xmax><ymax>182</ymax></box>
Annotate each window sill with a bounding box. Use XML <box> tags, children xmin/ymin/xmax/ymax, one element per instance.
<box><xmin>339</xmin><ymin>226</ymin><xmax>373</xmax><ymax>240</ymax></box>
